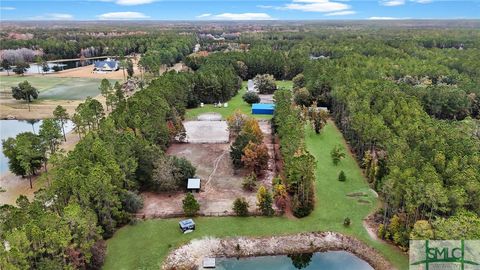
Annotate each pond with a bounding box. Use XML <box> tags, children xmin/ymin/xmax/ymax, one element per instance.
<box><xmin>216</xmin><ymin>251</ymin><xmax>373</xmax><ymax>270</ymax></box>
<box><xmin>23</xmin><ymin>57</ymin><xmax>110</xmax><ymax>74</ymax></box>
<box><xmin>0</xmin><ymin>119</ymin><xmax>74</xmax><ymax>175</ymax></box>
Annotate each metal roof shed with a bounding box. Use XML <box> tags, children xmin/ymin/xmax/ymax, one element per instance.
<box><xmin>252</xmin><ymin>103</ymin><xmax>275</xmax><ymax>115</ymax></box>
<box><xmin>179</xmin><ymin>219</ymin><xmax>195</xmax><ymax>232</ymax></box>
<box><xmin>187</xmin><ymin>178</ymin><xmax>201</xmax><ymax>192</ymax></box>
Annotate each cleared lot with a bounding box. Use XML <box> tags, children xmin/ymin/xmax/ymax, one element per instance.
<box><xmin>183</xmin><ymin>120</ymin><xmax>229</xmax><ymax>143</ymax></box>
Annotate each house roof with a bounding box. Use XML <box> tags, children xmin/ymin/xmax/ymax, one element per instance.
<box><xmin>94</xmin><ymin>60</ymin><xmax>118</xmax><ymax>69</ymax></box>
<box><xmin>187</xmin><ymin>178</ymin><xmax>201</xmax><ymax>189</ymax></box>
<box><xmin>179</xmin><ymin>219</ymin><xmax>195</xmax><ymax>228</ymax></box>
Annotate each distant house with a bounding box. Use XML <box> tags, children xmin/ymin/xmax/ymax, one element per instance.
<box><xmin>252</xmin><ymin>103</ymin><xmax>275</xmax><ymax>115</ymax></box>
<box><xmin>93</xmin><ymin>58</ymin><xmax>119</xmax><ymax>72</ymax></box>
<box><xmin>187</xmin><ymin>178</ymin><xmax>201</xmax><ymax>193</ymax></box>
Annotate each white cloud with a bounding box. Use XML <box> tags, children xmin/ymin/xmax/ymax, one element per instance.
<box><xmin>325</xmin><ymin>10</ymin><xmax>356</xmax><ymax>16</ymax></box>
<box><xmin>115</xmin><ymin>0</ymin><xmax>155</xmax><ymax>5</ymax></box>
<box><xmin>380</xmin><ymin>0</ymin><xmax>405</xmax><ymax>6</ymax></box>
<box><xmin>411</xmin><ymin>0</ymin><xmax>432</xmax><ymax>3</ymax></box>
<box><xmin>198</xmin><ymin>13</ymin><xmax>274</xmax><ymax>20</ymax></box>
<box><xmin>196</xmin><ymin>13</ymin><xmax>212</xmax><ymax>18</ymax></box>
<box><xmin>87</xmin><ymin>0</ymin><xmax>155</xmax><ymax>5</ymax></box>
<box><xmin>284</xmin><ymin>0</ymin><xmax>351</xmax><ymax>12</ymax></box>
<box><xmin>29</xmin><ymin>13</ymin><xmax>74</xmax><ymax>20</ymax></box>
<box><xmin>368</xmin><ymin>16</ymin><xmax>410</xmax><ymax>20</ymax></box>
<box><xmin>97</xmin><ymin>11</ymin><xmax>150</xmax><ymax>20</ymax></box>
<box><xmin>0</xmin><ymin>6</ymin><xmax>16</xmax><ymax>10</ymax></box>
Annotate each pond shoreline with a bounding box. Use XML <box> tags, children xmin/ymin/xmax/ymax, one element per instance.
<box><xmin>162</xmin><ymin>231</ymin><xmax>395</xmax><ymax>270</ymax></box>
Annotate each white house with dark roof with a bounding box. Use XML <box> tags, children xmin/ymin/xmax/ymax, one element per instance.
<box><xmin>93</xmin><ymin>58</ymin><xmax>119</xmax><ymax>72</ymax></box>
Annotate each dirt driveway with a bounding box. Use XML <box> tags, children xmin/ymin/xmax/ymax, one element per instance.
<box><xmin>138</xmin><ymin>120</ymin><xmax>276</xmax><ymax>218</ymax></box>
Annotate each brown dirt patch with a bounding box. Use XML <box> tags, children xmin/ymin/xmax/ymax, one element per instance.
<box><xmin>138</xmin><ymin>120</ymin><xmax>276</xmax><ymax>217</ymax></box>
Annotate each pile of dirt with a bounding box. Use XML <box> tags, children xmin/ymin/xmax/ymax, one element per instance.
<box><xmin>162</xmin><ymin>232</ymin><xmax>395</xmax><ymax>270</ymax></box>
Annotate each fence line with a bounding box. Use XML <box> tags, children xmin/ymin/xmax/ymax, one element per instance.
<box><xmin>134</xmin><ymin>209</ymin><xmax>282</xmax><ymax>219</ymax></box>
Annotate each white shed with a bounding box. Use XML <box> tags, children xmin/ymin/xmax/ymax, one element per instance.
<box><xmin>187</xmin><ymin>178</ymin><xmax>201</xmax><ymax>192</ymax></box>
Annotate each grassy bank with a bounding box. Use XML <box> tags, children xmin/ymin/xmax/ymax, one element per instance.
<box><xmin>104</xmin><ymin>122</ymin><xmax>408</xmax><ymax>270</ymax></box>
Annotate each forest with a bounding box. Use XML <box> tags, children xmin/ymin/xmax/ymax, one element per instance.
<box><xmin>1</xmin><ymin>24</ymin><xmax>480</xmax><ymax>269</ymax></box>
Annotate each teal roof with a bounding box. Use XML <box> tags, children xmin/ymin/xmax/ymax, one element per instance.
<box><xmin>252</xmin><ymin>103</ymin><xmax>275</xmax><ymax>110</ymax></box>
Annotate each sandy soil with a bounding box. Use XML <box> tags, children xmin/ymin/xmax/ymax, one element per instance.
<box><xmin>0</xmin><ymin>99</ymin><xmax>82</xmax><ymax>120</ymax></box>
<box><xmin>162</xmin><ymin>232</ymin><xmax>395</xmax><ymax>270</ymax></box>
<box><xmin>138</xmin><ymin>120</ymin><xmax>275</xmax><ymax>218</ymax></box>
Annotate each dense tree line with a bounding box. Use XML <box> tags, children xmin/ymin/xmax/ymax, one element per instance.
<box><xmin>273</xmin><ymin>89</ymin><xmax>316</xmax><ymax>218</ymax></box>
<box><xmin>300</xmin><ymin>32</ymin><xmax>480</xmax><ymax>248</ymax></box>
<box><xmin>0</xmin><ymin>70</ymin><xmax>198</xmax><ymax>269</ymax></box>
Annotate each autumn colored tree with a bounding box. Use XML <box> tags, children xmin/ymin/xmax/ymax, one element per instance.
<box><xmin>241</xmin><ymin>141</ymin><xmax>269</xmax><ymax>176</ymax></box>
<box><xmin>257</xmin><ymin>185</ymin><xmax>274</xmax><ymax>216</ymax></box>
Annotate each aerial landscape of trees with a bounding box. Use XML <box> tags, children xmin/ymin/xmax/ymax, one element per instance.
<box><xmin>1</xmin><ymin>22</ymin><xmax>479</xmax><ymax>269</ymax></box>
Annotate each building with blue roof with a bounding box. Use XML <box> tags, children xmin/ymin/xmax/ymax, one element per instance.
<box><xmin>252</xmin><ymin>103</ymin><xmax>275</xmax><ymax>115</ymax></box>
<box><xmin>93</xmin><ymin>58</ymin><xmax>119</xmax><ymax>72</ymax></box>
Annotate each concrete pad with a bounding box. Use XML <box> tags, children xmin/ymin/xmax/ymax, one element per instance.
<box><xmin>197</xmin><ymin>112</ymin><xmax>222</xmax><ymax>121</ymax></box>
<box><xmin>184</xmin><ymin>121</ymin><xmax>229</xmax><ymax>143</ymax></box>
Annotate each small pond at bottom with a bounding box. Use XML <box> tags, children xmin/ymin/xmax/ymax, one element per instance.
<box><xmin>216</xmin><ymin>251</ymin><xmax>373</xmax><ymax>270</ymax></box>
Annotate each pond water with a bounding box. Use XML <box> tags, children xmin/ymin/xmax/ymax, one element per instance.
<box><xmin>23</xmin><ymin>58</ymin><xmax>109</xmax><ymax>74</ymax></box>
<box><xmin>0</xmin><ymin>119</ymin><xmax>74</xmax><ymax>175</ymax></box>
<box><xmin>216</xmin><ymin>251</ymin><xmax>373</xmax><ymax>270</ymax></box>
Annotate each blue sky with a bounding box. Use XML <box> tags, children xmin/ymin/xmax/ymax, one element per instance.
<box><xmin>0</xmin><ymin>0</ymin><xmax>479</xmax><ymax>21</ymax></box>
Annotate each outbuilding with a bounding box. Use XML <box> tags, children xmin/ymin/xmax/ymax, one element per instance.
<box><xmin>179</xmin><ymin>219</ymin><xmax>195</xmax><ymax>233</ymax></box>
<box><xmin>187</xmin><ymin>178</ymin><xmax>201</xmax><ymax>192</ymax></box>
<box><xmin>252</xmin><ymin>103</ymin><xmax>275</xmax><ymax>115</ymax></box>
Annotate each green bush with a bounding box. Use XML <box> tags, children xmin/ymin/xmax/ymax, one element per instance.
<box><xmin>182</xmin><ymin>193</ymin><xmax>200</xmax><ymax>217</ymax></box>
<box><xmin>242</xmin><ymin>91</ymin><xmax>260</xmax><ymax>105</ymax></box>
<box><xmin>338</xmin><ymin>170</ymin><xmax>346</xmax><ymax>182</ymax></box>
<box><xmin>242</xmin><ymin>173</ymin><xmax>257</xmax><ymax>191</ymax></box>
<box><xmin>232</xmin><ymin>197</ymin><xmax>249</xmax><ymax>216</ymax></box>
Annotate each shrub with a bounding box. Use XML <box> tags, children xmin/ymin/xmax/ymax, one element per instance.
<box><xmin>242</xmin><ymin>91</ymin><xmax>260</xmax><ymax>105</ymax></box>
<box><xmin>232</xmin><ymin>197</ymin><xmax>249</xmax><ymax>216</ymax></box>
<box><xmin>242</xmin><ymin>172</ymin><xmax>257</xmax><ymax>191</ymax></box>
<box><xmin>121</xmin><ymin>190</ymin><xmax>144</xmax><ymax>213</ymax></box>
<box><xmin>254</xmin><ymin>74</ymin><xmax>277</xmax><ymax>94</ymax></box>
<box><xmin>241</xmin><ymin>141</ymin><xmax>269</xmax><ymax>176</ymax></box>
<box><xmin>338</xmin><ymin>170</ymin><xmax>346</xmax><ymax>182</ymax></box>
<box><xmin>330</xmin><ymin>144</ymin><xmax>345</xmax><ymax>166</ymax></box>
<box><xmin>52</xmin><ymin>65</ymin><xmax>62</xmax><ymax>72</ymax></box>
<box><xmin>344</xmin><ymin>217</ymin><xmax>351</xmax><ymax>226</ymax></box>
<box><xmin>294</xmin><ymin>88</ymin><xmax>312</xmax><ymax>107</ymax></box>
<box><xmin>292</xmin><ymin>73</ymin><xmax>305</xmax><ymax>89</ymax></box>
<box><xmin>273</xmin><ymin>184</ymin><xmax>288</xmax><ymax>211</ymax></box>
<box><xmin>257</xmin><ymin>185</ymin><xmax>274</xmax><ymax>216</ymax></box>
<box><xmin>88</xmin><ymin>240</ymin><xmax>107</xmax><ymax>270</ymax></box>
<box><xmin>182</xmin><ymin>193</ymin><xmax>200</xmax><ymax>216</ymax></box>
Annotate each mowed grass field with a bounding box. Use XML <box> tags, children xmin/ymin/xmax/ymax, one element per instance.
<box><xmin>185</xmin><ymin>80</ymin><xmax>293</xmax><ymax>120</ymax></box>
<box><xmin>0</xmin><ymin>75</ymin><xmax>112</xmax><ymax>100</ymax></box>
<box><xmin>104</xmin><ymin>122</ymin><xmax>408</xmax><ymax>270</ymax></box>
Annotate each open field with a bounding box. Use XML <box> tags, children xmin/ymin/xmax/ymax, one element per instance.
<box><xmin>0</xmin><ymin>75</ymin><xmax>110</xmax><ymax>100</ymax></box>
<box><xmin>104</xmin><ymin>122</ymin><xmax>408</xmax><ymax>270</ymax></box>
<box><xmin>185</xmin><ymin>81</ymin><xmax>292</xmax><ymax>120</ymax></box>
<box><xmin>0</xmin><ymin>75</ymin><xmax>113</xmax><ymax>119</ymax></box>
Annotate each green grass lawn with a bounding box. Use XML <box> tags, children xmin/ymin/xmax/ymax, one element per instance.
<box><xmin>185</xmin><ymin>81</ymin><xmax>293</xmax><ymax>120</ymax></box>
<box><xmin>0</xmin><ymin>75</ymin><xmax>112</xmax><ymax>100</ymax></box>
<box><xmin>104</xmin><ymin>122</ymin><xmax>408</xmax><ymax>270</ymax></box>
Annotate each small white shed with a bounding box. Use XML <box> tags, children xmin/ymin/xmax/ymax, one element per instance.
<box><xmin>187</xmin><ymin>178</ymin><xmax>201</xmax><ymax>192</ymax></box>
